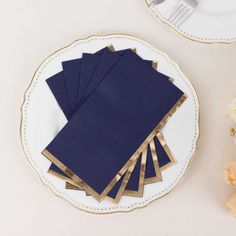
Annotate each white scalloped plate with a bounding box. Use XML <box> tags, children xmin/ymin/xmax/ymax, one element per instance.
<box><xmin>20</xmin><ymin>34</ymin><xmax>199</xmax><ymax>214</ymax></box>
<box><xmin>145</xmin><ymin>0</ymin><xmax>236</xmax><ymax>44</ymax></box>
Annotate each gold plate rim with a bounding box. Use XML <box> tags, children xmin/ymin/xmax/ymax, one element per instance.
<box><xmin>20</xmin><ymin>33</ymin><xmax>200</xmax><ymax>214</ymax></box>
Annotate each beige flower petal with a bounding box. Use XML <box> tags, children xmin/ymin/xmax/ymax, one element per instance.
<box><xmin>226</xmin><ymin>192</ymin><xmax>236</xmax><ymax>217</ymax></box>
<box><xmin>224</xmin><ymin>161</ymin><xmax>236</xmax><ymax>186</ymax></box>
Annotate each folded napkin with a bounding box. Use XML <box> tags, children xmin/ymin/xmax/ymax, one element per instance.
<box><xmin>42</xmin><ymin>47</ymin><xmax>186</xmax><ymax>202</ymax></box>
<box><xmin>46</xmin><ymin>48</ymin><xmax>181</xmax><ymax>202</ymax></box>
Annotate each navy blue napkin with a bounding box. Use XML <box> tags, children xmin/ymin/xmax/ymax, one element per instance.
<box><xmin>46</xmin><ymin>49</ymin><xmax>175</xmax><ymax>199</ymax></box>
<box><xmin>123</xmin><ymin>151</ymin><xmax>146</xmax><ymax>197</ymax></box>
<box><xmin>42</xmin><ymin>51</ymin><xmax>186</xmax><ymax>201</ymax></box>
<box><xmin>145</xmin><ymin>134</ymin><xmax>176</xmax><ymax>184</ymax></box>
<box><xmin>155</xmin><ymin>132</ymin><xmax>176</xmax><ymax>170</ymax></box>
<box><xmin>48</xmin><ymin>48</ymin><xmax>182</xmax><ymax>199</ymax></box>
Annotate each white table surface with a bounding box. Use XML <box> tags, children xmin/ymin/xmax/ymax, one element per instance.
<box><xmin>1</xmin><ymin>0</ymin><xmax>236</xmax><ymax>235</ymax></box>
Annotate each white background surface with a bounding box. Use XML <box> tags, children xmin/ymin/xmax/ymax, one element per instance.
<box><xmin>1</xmin><ymin>0</ymin><xmax>236</xmax><ymax>235</ymax></box>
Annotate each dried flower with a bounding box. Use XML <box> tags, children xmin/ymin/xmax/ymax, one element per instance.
<box><xmin>224</xmin><ymin>161</ymin><xmax>236</xmax><ymax>186</ymax></box>
<box><xmin>230</xmin><ymin>127</ymin><xmax>236</xmax><ymax>136</ymax></box>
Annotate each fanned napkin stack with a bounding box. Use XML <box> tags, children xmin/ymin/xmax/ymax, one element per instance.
<box><xmin>42</xmin><ymin>46</ymin><xmax>187</xmax><ymax>203</ymax></box>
